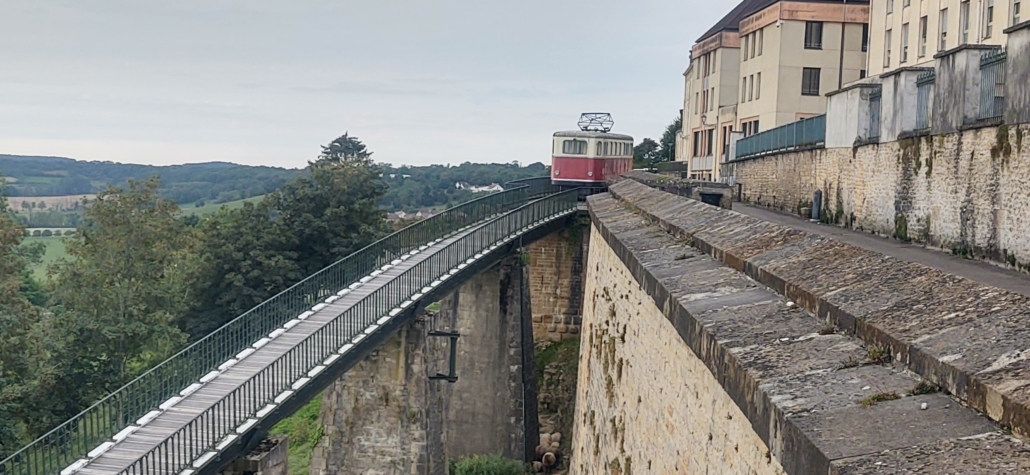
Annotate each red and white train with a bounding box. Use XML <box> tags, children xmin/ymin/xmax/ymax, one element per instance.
<box><xmin>551</xmin><ymin>113</ymin><xmax>633</xmax><ymax>188</ymax></box>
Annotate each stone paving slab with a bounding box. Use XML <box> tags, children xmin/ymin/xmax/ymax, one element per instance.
<box><xmin>588</xmin><ymin>187</ymin><xmax>1030</xmax><ymax>474</ymax></box>
<box><xmin>607</xmin><ymin>178</ymin><xmax>1030</xmax><ymax>440</ymax></box>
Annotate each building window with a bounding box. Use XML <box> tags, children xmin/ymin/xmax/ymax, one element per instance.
<box><xmin>694</xmin><ymin>92</ymin><xmax>699</xmax><ymax>114</ymax></box>
<box><xmin>750</xmin><ymin>34</ymin><xmax>757</xmax><ymax>59</ymax></box>
<box><xmin>706</xmin><ymin>129</ymin><xmax>714</xmax><ymax>156</ymax></box>
<box><xmin>805</xmin><ymin>21</ymin><xmax>824</xmax><ymax>49</ymax></box>
<box><xmin>884</xmin><ymin>29</ymin><xmax>893</xmax><ymax>67</ymax></box>
<box><xmin>860</xmin><ymin>69</ymin><xmax>867</xmax><ymax>79</ymax></box>
<box><xmin>755</xmin><ymin>73</ymin><xmax>761</xmax><ymax>100</ymax></box>
<box><xmin>1014</xmin><ymin>0</ymin><xmax>1021</xmax><ymax>25</ymax></box>
<box><xmin>741</xmin><ymin>78</ymin><xmax>747</xmax><ymax>102</ymax></box>
<box><xmin>722</xmin><ymin>125</ymin><xmax>732</xmax><ymax>157</ymax></box>
<box><xmin>940</xmin><ymin>9</ymin><xmax>949</xmax><ymax>51</ymax></box>
<box><xmin>960</xmin><ymin>1</ymin><xmax>971</xmax><ymax>43</ymax></box>
<box><xmin>985</xmin><ymin>0</ymin><xmax>995</xmax><ymax>37</ymax></box>
<box><xmin>888</xmin><ymin>0</ymin><xmax>894</xmax><ymax>14</ymax></box>
<box><xmin>562</xmin><ymin>140</ymin><xmax>587</xmax><ymax>154</ymax></box>
<box><xmin>710</xmin><ymin>88</ymin><xmax>715</xmax><ymax>111</ymax></box>
<box><xmin>802</xmin><ymin>68</ymin><xmax>821</xmax><ymax>96</ymax></box>
<box><xmin>919</xmin><ymin>16</ymin><xmax>928</xmax><ymax>56</ymax></box>
<box><xmin>904</xmin><ymin>0</ymin><xmax>911</xmax><ymax>6</ymax></box>
<box><xmin>743</xmin><ymin>34</ymin><xmax>749</xmax><ymax>60</ymax></box>
<box><xmin>692</xmin><ymin>131</ymin><xmax>700</xmax><ymax>157</ymax></box>
<box><xmin>901</xmin><ymin>23</ymin><xmax>909</xmax><ymax>63</ymax></box>
<box><xmin>758</xmin><ymin>28</ymin><xmax>764</xmax><ymax>55</ymax></box>
<box><xmin>748</xmin><ymin>75</ymin><xmax>754</xmax><ymax>101</ymax></box>
<box><xmin>862</xmin><ymin>24</ymin><xmax>869</xmax><ymax>52</ymax></box>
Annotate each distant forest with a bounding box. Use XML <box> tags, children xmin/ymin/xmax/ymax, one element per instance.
<box><xmin>0</xmin><ymin>155</ymin><xmax>299</xmax><ymax>204</ymax></box>
<box><xmin>380</xmin><ymin>162</ymin><xmax>548</xmax><ymax>211</ymax></box>
<box><xmin>0</xmin><ymin>155</ymin><xmax>549</xmax><ymax>214</ymax></box>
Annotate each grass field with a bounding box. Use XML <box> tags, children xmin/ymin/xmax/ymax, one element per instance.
<box><xmin>181</xmin><ymin>195</ymin><xmax>266</xmax><ymax>217</ymax></box>
<box><xmin>4</xmin><ymin>194</ymin><xmax>94</xmax><ymax>211</ymax></box>
<box><xmin>23</xmin><ymin>236</ymin><xmax>69</xmax><ymax>280</ymax></box>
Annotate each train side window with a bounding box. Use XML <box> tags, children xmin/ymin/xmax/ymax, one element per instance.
<box><xmin>562</xmin><ymin>140</ymin><xmax>587</xmax><ymax>154</ymax></box>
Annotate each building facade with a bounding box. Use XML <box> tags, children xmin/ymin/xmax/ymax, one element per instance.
<box><xmin>869</xmin><ymin>0</ymin><xmax>1021</xmax><ymax>76</ymax></box>
<box><xmin>681</xmin><ymin>0</ymin><xmax>870</xmax><ymax>181</ymax></box>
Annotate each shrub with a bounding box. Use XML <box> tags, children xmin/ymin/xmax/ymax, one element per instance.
<box><xmin>452</xmin><ymin>455</ymin><xmax>527</xmax><ymax>475</ymax></box>
<box><xmin>41</xmin><ymin>230</ymin><xmax>53</xmax><ymax>237</ymax></box>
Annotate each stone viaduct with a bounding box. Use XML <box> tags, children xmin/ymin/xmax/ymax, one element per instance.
<box><xmin>234</xmin><ymin>172</ymin><xmax>1030</xmax><ymax>475</ymax></box>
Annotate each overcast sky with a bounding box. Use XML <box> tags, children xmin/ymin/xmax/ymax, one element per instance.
<box><xmin>0</xmin><ymin>1</ymin><xmax>730</xmax><ymax>169</ymax></box>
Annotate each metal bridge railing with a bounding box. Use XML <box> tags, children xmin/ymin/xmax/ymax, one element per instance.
<box><xmin>120</xmin><ymin>189</ymin><xmax>580</xmax><ymax>475</ymax></box>
<box><xmin>916</xmin><ymin>70</ymin><xmax>936</xmax><ymax>131</ymax></box>
<box><xmin>502</xmin><ymin>176</ymin><xmax>559</xmax><ymax>197</ymax></box>
<box><xmin>734</xmin><ymin>114</ymin><xmax>826</xmax><ymax>161</ymax></box>
<box><xmin>0</xmin><ymin>184</ymin><xmax>541</xmax><ymax>475</ymax></box>
<box><xmin>978</xmin><ymin>50</ymin><xmax>1007</xmax><ymax>122</ymax></box>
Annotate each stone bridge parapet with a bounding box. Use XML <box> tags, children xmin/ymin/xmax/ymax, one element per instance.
<box><xmin>572</xmin><ymin>179</ymin><xmax>1030</xmax><ymax>474</ymax></box>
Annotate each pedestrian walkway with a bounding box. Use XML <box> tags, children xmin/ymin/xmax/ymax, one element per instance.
<box><xmin>734</xmin><ymin>203</ymin><xmax>1030</xmax><ymax>298</ymax></box>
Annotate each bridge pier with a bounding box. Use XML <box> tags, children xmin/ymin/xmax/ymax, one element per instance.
<box><xmin>525</xmin><ymin>225</ymin><xmax>588</xmax><ymax>342</ymax></box>
<box><xmin>309</xmin><ymin>254</ymin><xmax>539</xmax><ymax>475</ymax></box>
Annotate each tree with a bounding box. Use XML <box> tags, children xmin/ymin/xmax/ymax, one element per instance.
<box><xmin>633</xmin><ymin>138</ymin><xmax>660</xmax><ymax>169</ymax></box>
<box><xmin>183</xmin><ymin>133</ymin><xmax>389</xmax><ymax>339</ymax></box>
<box><xmin>318</xmin><ymin>132</ymin><xmax>371</xmax><ymax>163</ymax></box>
<box><xmin>49</xmin><ymin>178</ymin><xmax>193</xmax><ymax>399</ymax></box>
<box><xmin>0</xmin><ymin>180</ymin><xmax>51</xmax><ymax>450</ymax></box>
<box><xmin>266</xmin><ymin>134</ymin><xmax>389</xmax><ymax>275</ymax></box>
<box><xmin>656</xmin><ymin>116</ymin><xmax>682</xmax><ymax>164</ymax></box>
<box><xmin>180</xmin><ymin>202</ymin><xmax>302</xmax><ymax>338</ymax></box>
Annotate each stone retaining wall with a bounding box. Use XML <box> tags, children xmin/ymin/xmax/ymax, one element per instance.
<box><xmin>734</xmin><ymin>124</ymin><xmax>1030</xmax><ymax>272</ymax></box>
<box><xmin>572</xmin><ymin>179</ymin><xmax>1030</xmax><ymax>474</ymax></box>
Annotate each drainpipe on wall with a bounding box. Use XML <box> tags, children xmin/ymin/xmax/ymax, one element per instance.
<box><xmin>839</xmin><ymin>0</ymin><xmax>848</xmax><ymax>89</ymax></box>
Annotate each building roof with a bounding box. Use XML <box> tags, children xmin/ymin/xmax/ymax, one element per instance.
<box><xmin>696</xmin><ymin>0</ymin><xmax>870</xmax><ymax>43</ymax></box>
<box><xmin>696</xmin><ymin>0</ymin><xmax>770</xmax><ymax>43</ymax></box>
<box><xmin>553</xmin><ymin>131</ymin><xmax>634</xmax><ymax>140</ymax></box>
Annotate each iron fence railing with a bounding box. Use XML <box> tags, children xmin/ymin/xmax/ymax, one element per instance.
<box><xmin>916</xmin><ymin>70</ymin><xmax>936</xmax><ymax>131</ymax></box>
<box><xmin>869</xmin><ymin>86</ymin><xmax>883</xmax><ymax>141</ymax></box>
<box><xmin>501</xmin><ymin>176</ymin><xmax>559</xmax><ymax>197</ymax></box>
<box><xmin>0</xmin><ymin>185</ymin><xmax>543</xmax><ymax>475</ymax></box>
<box><xmin>734</xmin><ymin>114</ymin><xmax>826</xmax><ymax>160</ymax></box>
<box><xmin>978</xmin><ymin>50</ymin><xmax>1007</xmax><ymax>121</ymax></box>
<box><xmin>654</xmin><ymin>161</ymin><xmax>688</xmax><ymax>173</ymax></box>
<box><xmin>119</xmin><ymin>189</ymin><xmax>580</xmax><ymax>475</ymax></box>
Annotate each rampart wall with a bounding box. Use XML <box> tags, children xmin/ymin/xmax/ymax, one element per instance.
<box><xmin>734</xmin><ymin>123</ymin><xmax>1030</xmax><ymax>272</ymax></box>
<box><xmin>572</xmin><ymin>179</ymin><xmax>1030</xmax><ymax>474</ymax></box>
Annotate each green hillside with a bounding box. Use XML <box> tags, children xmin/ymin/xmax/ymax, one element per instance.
<box><xmin>0</xmin><ymin>154</ymin><xmax>299</xmax><ymax>204</ymax></box>
<box><xmin>181</xmin><ymin>195</ymin><xmax>267</xmax><ymax>217</ymax></box>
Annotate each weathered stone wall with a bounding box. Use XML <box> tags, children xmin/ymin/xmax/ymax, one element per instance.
<box><xmin>735</xmin><ymin>123</ymin><xmax>1030</xmax><ymax>271</ymax></box>
<box><xmin>526</xmin><ymin>227</ymin><xmax>587</xmax><ymax>341</ymax></box>
<box><xmin>310</xmin><ymin>323</ymin><xmax>430</xmax><ymax>475</ymax></box>
<box><xmin>580</xmin><ymin>180</ymin><xmax>1030</xmax><ymax>474</ymax></box>
<box><xmin>311</xmin><ymin>256</ymin><xmax>537</xmax><ymax>475</ymax></box>
<box><xmin>220</xmin><ymin>438</ymin><xmax>289</xmax><ymax>475</ymax></box>
<box><xmin>570</xmin><ymin>225</ymin><xmax>787</xmax><ymax>475</ymax></box>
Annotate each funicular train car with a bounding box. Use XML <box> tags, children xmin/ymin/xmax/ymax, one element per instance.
<box><xmin>551</xmin><ymin>113</ymin><xmax>633</xmax><ymax>189</ymax></box>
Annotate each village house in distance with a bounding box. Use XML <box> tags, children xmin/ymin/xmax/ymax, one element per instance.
<box><xmin>677</xmin><ymin>0</ymin><xmax>870</xmax><ymax>181</ymax></box>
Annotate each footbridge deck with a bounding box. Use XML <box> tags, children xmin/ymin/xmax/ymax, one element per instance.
<box><xmin>2</xmin><ymin>179</ymin><xmax>578</xmax><ymax>475</ymax></box>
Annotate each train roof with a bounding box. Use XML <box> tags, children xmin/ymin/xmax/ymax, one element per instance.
<box><xmin>553</xmin><ymin>130</ymin><xmax>634</xmax><ymax>141</ymax></box>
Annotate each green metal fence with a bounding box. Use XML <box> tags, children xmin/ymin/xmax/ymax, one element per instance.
<box><xmin>119</xmin><ymin>189</ymin><xmax>580</xmax><ymax>475</ymax></box>
<box><xmin>0</xmin><ymin>185</ymin><xmax>541</xmax><ymax>475</ymax></box>
<box><xmin>734</xmin><ymin>114</ymin><xmax>826</xmax><ymax>160</ymax></box>
<box><xmin>502</xmin><ymin>176</ymin><xmax>559</xmax><ymax>197</ymax></box>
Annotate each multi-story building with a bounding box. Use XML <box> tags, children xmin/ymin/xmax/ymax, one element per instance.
<box><xmin>869</xmin><ymin>0</ymin><xmax>1021</xmax><ymax>76</ymax></box>
<box><xmin>680</xmin><ymin>0</ymin><xmax>870</xmax><ymax>181</ymax></box>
